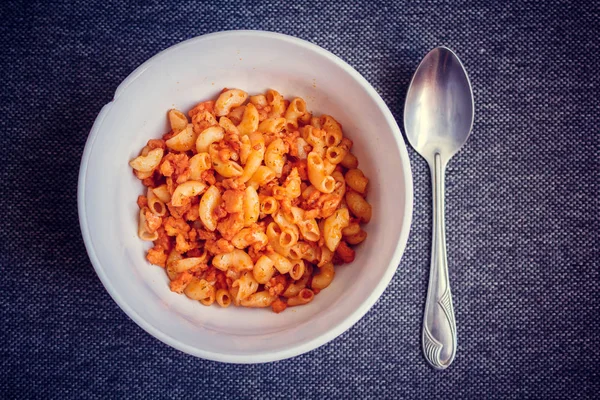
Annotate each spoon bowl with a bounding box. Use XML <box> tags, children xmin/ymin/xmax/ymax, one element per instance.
<box><xmin>404</xmin><ymin>47</ymin><xmax>474</xmax><ymax>164</ymax></box>
<box><xmin>404</xmin><ymin>46</ymin><xmax>474</xmax><ymax>369</ymax></box>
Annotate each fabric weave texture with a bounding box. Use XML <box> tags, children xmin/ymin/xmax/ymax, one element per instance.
<box><xmin>0</xmin><ymin>0</ymin><xmax>599</xmax><ymax>398</ymax></box>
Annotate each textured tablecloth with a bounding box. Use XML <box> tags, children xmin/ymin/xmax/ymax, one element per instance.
<box><xmin>1</xmin><ymin>0</ymin><xmax>599</xmax><ymax>398</ymax></box>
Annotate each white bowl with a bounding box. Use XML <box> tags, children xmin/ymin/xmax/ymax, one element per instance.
<box><xmin>78</xmin><ymin>30</ymin><xmax>413</xmax><ymax>363</ymax></box>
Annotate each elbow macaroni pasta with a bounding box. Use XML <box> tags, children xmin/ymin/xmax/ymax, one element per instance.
<box><xmin>130</xmin><ymin>88</ymin><xmax>372</xmax><ymax>313</ymax></box>
<box><xmin>307</xmin><ymin>152</ymin><xmax>336</xmax><ymax>193</ymax></box>
<box><xmin>265</xmin><ymin>138</ymin><xmax>287</xmax><ymax>176</ymax></box>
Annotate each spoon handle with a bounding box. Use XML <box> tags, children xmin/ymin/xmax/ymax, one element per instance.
<box><xmin>422</xmin><ymin>153</ymin><xmax>457</xmax><ymax>369</ymax></box>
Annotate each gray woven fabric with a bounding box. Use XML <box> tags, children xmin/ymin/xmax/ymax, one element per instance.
<box><xmin>1</xmin><ymin>0</ymin><xmax>599</xmax><ymax>398</ymax></box>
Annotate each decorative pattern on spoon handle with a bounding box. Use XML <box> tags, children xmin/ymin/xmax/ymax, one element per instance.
<box><xmin>423</xmin><ymin>325</ymin><xmax>444</xmax><ymax>369</ymax></box>
<box><xmin>422</xmin><ymin>290</ymin><xmax>457</xmax><ymax>369</ymax></box>
<box><xmin>438</xmin><ymin>288</ymin><xmax>456</xmax><ymax>336</ymax></box>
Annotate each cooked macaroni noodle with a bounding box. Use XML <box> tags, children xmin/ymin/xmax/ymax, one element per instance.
<box><xmin>130</xmin><ymin>88</ymin><xmax>372</xmax><ymax>313</ymax></box>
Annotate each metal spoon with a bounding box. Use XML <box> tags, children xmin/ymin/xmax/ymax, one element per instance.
<box><xmin>404</xmin><ymin>47</ymin><xmax>474</xmax><ymax>369</ymax></box>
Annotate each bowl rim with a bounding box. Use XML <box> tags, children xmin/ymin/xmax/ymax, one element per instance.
<box><xmin>78</xmin><ymin>29</ymin><xmax>414</xmax><ymax>363</ymax></box>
